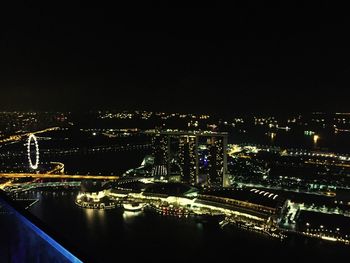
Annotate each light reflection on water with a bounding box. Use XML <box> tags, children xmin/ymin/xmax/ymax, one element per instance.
<box><xmin>84</xmin><ymin>208</ymin><xmax>95</xmax><ymax>225</ymax></box>
<box><xmin>196</xmin><ymin>222</ymin><xmax>203</xmax><ymax>230</ymax></box>
<box><xmin>123</xmin><ymin>210</ymin><xmax>142</xmax><ymax>222</ymax></box>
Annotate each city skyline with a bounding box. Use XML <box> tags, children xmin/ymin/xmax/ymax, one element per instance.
<box><xmin>1</xmin><ymin>110</ymin><xmax>350</xmax><ymax>261</ymax></box>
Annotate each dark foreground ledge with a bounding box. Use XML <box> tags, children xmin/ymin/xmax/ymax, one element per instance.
<box><xmin>0</xmin><ymin>190</ymin><xmax>87</xmax><ymax>262</ymax></box>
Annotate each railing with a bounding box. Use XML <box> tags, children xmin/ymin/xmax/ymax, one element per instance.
<box><xmin>0</xmin><ymin>191</ymin><xmax>84</xmax><ymax>262</ymax></box>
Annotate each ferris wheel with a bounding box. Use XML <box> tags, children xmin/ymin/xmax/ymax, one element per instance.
<box><xmin>27</xmin><ymin>134</ymin><xmax>40</xmax><ymax>170</ymax></box>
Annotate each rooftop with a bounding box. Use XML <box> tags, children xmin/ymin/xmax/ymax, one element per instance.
<box><xmin>201</xmin><ymin>187</ymin><xmax>284</xmax><ymax>209</ymax></box>
<box><xmin>143</xmin><ymin>182</ymin><xmax>199</xmax><ymax>197</ymax></box>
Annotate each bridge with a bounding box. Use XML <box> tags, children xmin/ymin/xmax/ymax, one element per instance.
<box><xmin>3</xmin><ymin>181</ymin><xmax>82</xmax><ymax>193</ymax></box>
<box><xmin>0</xmin><ymin>173</ymin><xmax>119</xmax><ymax>180</ymax></box>
<box><xmin>0</xmin><ymin>127</ymin><xmax>60</xmax><ymax>144</ymax></box>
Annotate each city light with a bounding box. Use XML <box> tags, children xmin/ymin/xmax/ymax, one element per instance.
<box><xmin>2</xmin><ymin>110</ymin><xmax>350</xmax><ymax>261</ymax></box>
<box><xmin>313</xmin><ymin>134</ymin><xmax>320</xmax><ymax>144</ymax></box>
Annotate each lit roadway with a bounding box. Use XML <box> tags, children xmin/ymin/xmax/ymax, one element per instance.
<box><xmin>0</xmin><ymin>173</ymin><xmax>119</xmax><ymax>180</ymax></box>
<box><xmin>0</xmin><ymin>127</ymin><xmax>60</xmax><ymax>144</ymax></box>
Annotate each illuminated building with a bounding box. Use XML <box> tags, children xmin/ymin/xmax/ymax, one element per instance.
<box><xmin>207</xmin><ymin>136</ymin><xmax>227</xmax><ymax>187</ymax></box>
<box><xmin>178</xmin><ymin>135</ymin><xmax>198</xmax><ymax>185</ymax></box>
<box><xmin>152</xmin><ymin>165</ymin><xmax>168</xmax><ymax>181</ymax></box>
<box><xmin>149</xmin><ymin>130</ymin><xmax>228</xmax><ymax>187</ymax></box>
<box><xmin>76</xmin><ymin>181</ymin><xmax>114</xmax><ymax>209</ymax></box>
<box><xmin>152</xmin><ymin>133</ymin><xmax>169</xmax><ymax>167</ymax></box>
<box><xmin>199</xmin><ymin>188</ymin><xmax>286</xmax><ymax>220</ymax></box>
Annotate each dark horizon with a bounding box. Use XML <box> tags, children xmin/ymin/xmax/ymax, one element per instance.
<box><xmin>1</xmin><ymin>86</ymin><xmax>349</xmax><ymax>115</ymax></box>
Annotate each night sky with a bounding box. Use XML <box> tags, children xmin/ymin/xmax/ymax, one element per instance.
<box><xmin>1</xmin><ymin>6</ymin><xmax>350</xmax><ymax>114</ymax></box>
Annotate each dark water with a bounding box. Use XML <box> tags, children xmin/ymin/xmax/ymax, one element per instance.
<box><xmin>52</xmin><ymin>151</ymin><xmax>148</xmax><ymax>175</ymax></box>
<box><xmin>230</xmin><ymin>129</ymin><xmax>350</xmax><ymax>153</ymax></box>
<box><xmin>16</xmin><ymin>190</ymin><xmax>350</xmax><ymax>263</ymax></box>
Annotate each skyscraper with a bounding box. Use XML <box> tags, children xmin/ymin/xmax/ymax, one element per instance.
<box><xmin>178</xmin><ymin>135</ymin><xmax>197</xmax><ymax>185</ymax></box>
<box><xmin>152</xmin><ymin>133</ymin><xmax>168</xmax><ymax>167</ymax></box>
<box><xmin>207</xmin><ymin>136</ymin><xmax>226</xmax><ymax>187</ymax></box>
<box><xmin>149</xmin><ymin>130</ymin><xmax>228</xmax><ymax>187</ymax></box>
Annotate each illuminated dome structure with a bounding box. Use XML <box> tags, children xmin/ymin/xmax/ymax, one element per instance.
<box><xmin>80</xmin><ymin>181</ymin><xmax>112</xmax><ymax>193</ymax></box>
<box><xmin>143</xmin><ymin>182</ymin><xmax>199</xmax><ymax>198</ymax></box>
<box><xmin>76</xmin><ymin>181</ymin><xmax>114</xmax><ymax>209</ymax></box>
